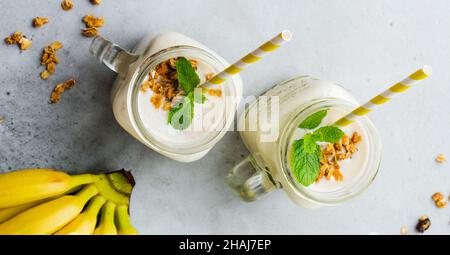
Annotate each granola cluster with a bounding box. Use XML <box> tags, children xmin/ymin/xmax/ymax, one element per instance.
<box><xmin>91</xmin><ymin>0</ymin><xmax>102</xmax><ymax>5</ymax></box>
<box><xmin>317</xmin><ymin>132</ymin><xmax>362</xmax><ymax>182</ymax></box>
<box><xmin>61</xmin><ymin>0</ymin><xmax>74</xmax><ymax>11</ymax></box>
<box><xmin>40</xmin><ymin>42</ymin><xmax>63</xmax><ymax>80</ymax></box>
<box><xmin>50</xmin><ymin>79</ymin><xmax>76</xmax><ymax>104</ymax></box>
<box><xmin>435</xmin><ymin>154</ymin><xmax>446</xmax><ymax>163</ymax></box>
<box><xmin>140</xmin><ymin>58</ymin><xmax>218</xmax><ymax>111</ymax></box>
<box><xmin>4</xmin><ymin>32</ymin><xmax>32</xmax><ymax>51</ymax></box>
<box><xmin>82</xmin><ymin>14</ymin><xmax>104</xmax><ymax>37</ymax></box>
<box><xmin>432</xmin><ymin>192</ymin><xmax>448</xmax><ymax>209</ymax></box>
<box><xmin>33</xmin><ymin>17</ymin><xmax>49</xmax><ymax>28</ymax></box>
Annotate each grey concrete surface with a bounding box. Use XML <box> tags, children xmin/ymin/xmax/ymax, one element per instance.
<box><xmin>1</xmin><ymin>0</ymin><xmax>450</xmax><ymax>234</ymax></box>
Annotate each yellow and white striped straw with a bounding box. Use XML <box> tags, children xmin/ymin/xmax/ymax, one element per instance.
<box><xmin>335</xmin><ymin>66</ymin><xmax>433</xmax><ymax>127</ymax></box>
<box><xmin>201</xmin><ymin>30</ymin><xmax>292</xmax><ymax>87</ymax></box>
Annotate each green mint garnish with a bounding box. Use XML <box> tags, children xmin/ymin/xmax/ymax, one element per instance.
<box><xmin>290</xmin><ymin>139</ymin><xmax>321</xmax><ymax>186</ymax></box>
<box><xmin>168</xmin><ymin>57</ymin><xmax>205</xmax><ymax>130</ymax></box>
<box><xmin>298</xmin><ymin>109</ymin><xmax>327</xmax><ymax>129</ymax></box>
<box><xmin>176</xmin><ymin>57</ymin><xmax>200</xmax><ymax>94</ymax></box>
<box><xmin>290</xmin><ymin>110</ymin><xmax>345</xmax><ymax>186</ymax></box>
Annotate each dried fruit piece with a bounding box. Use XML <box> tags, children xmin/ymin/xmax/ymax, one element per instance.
<box><xmin>436</xmin><ymin>154</ymin><xmax>446</xmax><ymax>163</ymax></box>
<box><xmin>61</xmin><ymin>0</ymin><xmax>74</xmax><ymax>11</ymax></box>
<box><xmin>416</xmin><ymin>216</ymin><xmax>431</xmax><ymax>233</ymax></box>
<box><xmin>18</xmin><ymin>37</ymin><xmax>32</xmax><ymax>50</ymax></box>
<box><xmin>82</xmin><ymin>27</ymin><xmax>98</xmax><ymax>37</ymax></box>
<box><xmin>50</xmin><ymin>79</ymin><xmax>76</xmax><ymax>104</ymax></box>
<box><xmin>91</xmin><ymin>0</ymin><xmax>102</xmax><ymax>5</ymax></box>
<box><xmin>33</xmin><ymin>17</ymin><xmax>49</xmax><ymax>28</ymax></box>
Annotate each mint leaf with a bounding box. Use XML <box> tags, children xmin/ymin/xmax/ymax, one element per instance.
<box><xmin>167</xmin><ymin>94</ymin><xmax>194</xmax><ymax>130</ymax></box>
<box><xmin>290</xmin><ymin>139</ymin><xmax>321</xmax><ymax>187</ymax></box>
<box><xmin>176</xmin><ymin>57</ymin><xmax>200</xmax><ymax>94</ymax></box>
<box><xmin>313</xmin><ymin>126</ymin><xmax>344</xmax><ymax>143</ymax></box>
<box><xmin>299</xmin><ymin>110</ymin><xmax>328</xmax><ymax>129</ymax></box>
<box><xmin>303</xmin><ymin>134</ymin><xmax>317</xmax><ymax>153</ymax></box>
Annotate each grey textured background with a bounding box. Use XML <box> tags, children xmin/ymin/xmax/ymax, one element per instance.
<box><xmin>1</xmin><ymin>0</ymin><xmax>449</xmax><ymax>235</ymax></box>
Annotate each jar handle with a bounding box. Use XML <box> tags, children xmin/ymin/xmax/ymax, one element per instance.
<box><xmin>226</xmin><ymin>155</ymin><xmax>277</xmax><ymax>202</ymax></box>
<box><xmin>89</xmin><ymin>36</ymin><xmax>138</xmax><ymax>74</ymax></box>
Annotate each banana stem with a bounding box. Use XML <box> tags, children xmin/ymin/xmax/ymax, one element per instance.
<box><xmin>70</xmin><ymin>174</ymin><xmax>94</xmax><ymax>188</ymax></box>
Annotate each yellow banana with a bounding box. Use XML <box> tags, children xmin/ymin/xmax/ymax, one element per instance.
<box><xmin>0</xmin><ymin>184</ymin><xmax>99</xmax><ymax>235</ymax></box>
<box><xmin>0</xmin><ymin>199</ymin><xmax>50</xmax><ymax>223</ymax></box>
<box><xmin>0</xmin><ymin>169</ymin><xmax>94</xmax><ymax>208</ymax></box>
<box><xmin>55</xmin><ymin>195</ymin><xmax>106</xmax><ymax>235</ymax></box>
<box><xmin>94</xmin><ymin>201</ymin><xmax>117</xmax><ymax>235</ymax></box>
<box><xmin>116</xmin><ymin>205</ymin><xmax>138</xmax><ymax>235</ymax></box>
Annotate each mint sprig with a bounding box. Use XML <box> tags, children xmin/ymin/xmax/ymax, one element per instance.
<box><xmin>298</xmin><ymin>110</ymin><xmax>327</xmax><ymax>129</ymax></box>
<box><xmin>290</xmin><ymin>110</ymin><xmax>345</xmax><ymax>186</ymax></box>
<box><xmin>168</xmin><ymin>57</ymin><xmax>205</xmax><ymax>130</ymax></box>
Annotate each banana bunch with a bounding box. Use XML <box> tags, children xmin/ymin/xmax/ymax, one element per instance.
<box><xmin>0</xmin><ymin>168</ymin><xmax>138</xmax><ymax>235</ymax></box>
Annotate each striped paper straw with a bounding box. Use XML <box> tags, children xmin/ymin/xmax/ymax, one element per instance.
<box><xmin>201</xmin><ymin>30</ymin><xmax>292</xmax><ymax>87</ymax></box>
<box><xmin>335</xmin><ymin>66</ymin><xmax>433</xmax><ymax>127</ymax></box>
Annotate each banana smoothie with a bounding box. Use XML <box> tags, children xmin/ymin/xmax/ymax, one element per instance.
<box><xmin>90</xmin><ymin>32</ymin><xmax>243</xmax><ymax>162</ymax></box>
<box><xmin>229</xmin><ymin>76</ymin><xmax>382</xmax><ymax>208</ymax></box>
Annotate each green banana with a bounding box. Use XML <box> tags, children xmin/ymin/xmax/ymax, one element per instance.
<box><xmin>115</xmin><ymin>205</ymin><xmax>138</xmax><ymax>235</ymax></box>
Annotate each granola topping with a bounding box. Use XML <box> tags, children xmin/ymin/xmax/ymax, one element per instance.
<box><xmin>33</xmin><ymin>17</ymin><xmax>49</xmax><ymax>28</ymax></box>
<box><xmin>316</xmin><ymin>132</ymin><xmax>362</xmax><ymax>183</ymax></box>
<box><xmin>61</xmin><ymin>0</ymin><xmax>74</xmax><ymax>11</ymax></box>
<box><xmin>50</xmin><ymin>79</ymin><xmax>76</xmax><ymax>104</ymax></box>
<box><xmin>40</xmin><ymin>42</ymin><xmax>63</xmax><ymax>80</ymax></box>
<box><xmin>140</xmin><ymin>58</ymin><xmax>180</xmax><ymax>110</ymax></box>
<box><xmin>90</xmin><ymin>0</ymin><xmax>102</xmax><ymax>5</ymax></box>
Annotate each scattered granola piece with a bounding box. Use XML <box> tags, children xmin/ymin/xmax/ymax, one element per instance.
<box><xmin>82</xmin><ymin>27</ymin><xmax>98</xmax><ymax>37</ymax></box>
<box><xmin>416</xmin><ymin>215</ymin><xmax>431</xmax><ymax>233</ymax></box>
<box><xmin>40</xmin><ymin>42</ymin><xmax>63</xmax><ymax>80</ymax></box>
<box><xmin>400</xmin><ymin>226</ymin><xmax>408</xmax><ymax>235</ymax></box>
<box><xmin>4</xmin><ymin>32</ymin><xmax>31</xmax><ymax>50</ymax></box>
<box><xmin>4</xmin><ymin>32</ymin><xmax>22</xmax><ymax>44</ymax></box>
<box><xmin>33</xmin><ymin>17</ymin><xmax>49</xmax><ymax>28</ymax></box>
<box><xmin>50</xmin><ymin>79</ymin><xmax>76</xmax><ymax>104</ymax></box>
<box><xmin>0</xmin><ymin>116</ymin><xmax>4</xmax><ymax>125</ymax></box>
<box><xmin>18</xmin><ymin>37</ymin><xmax>32</xmax><ymax>50</ymax></box>
<box><xmin>90</xmin><ymin>0</ymin><xmax>102</xmax><ymax>5</ymax></box>
<box><xmin>61</xmin><ymin>0</ymin><xmax>74</xmax><ymax>11</ymax></box>
<box><xmin>436</xmin><ymin>154</ymin><xmax>446</xmax><ymax>163</ymax></box>
<box><xmin>431</xmin><ymin>192</ymin><xmax>447</xmax><ymax>208</ymax></box>
<box><xmin>83</xmin><ymin>15</ymin><xmax>104</xmax><ymax>28</ymax></box>
<box><xmin>162</xmin><ymin>101</ymin><xmax>172</xmax><ymax>111</ymax></box>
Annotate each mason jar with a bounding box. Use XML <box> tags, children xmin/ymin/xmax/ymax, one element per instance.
<box><xmin>227</xmin><ymin>76</ymin><xmax>382</xmax><ymax>208</ymax></box>
<box><xmin>89</xmin><ymin>32</ymin><xmax>243</xmax><ymax>162</ymax></box>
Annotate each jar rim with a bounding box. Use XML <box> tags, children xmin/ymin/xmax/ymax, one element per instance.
<box><xmin>127</xmin><ymin>45</ymin><xmax>240</xmax><ymax>155</ymax></box>
<box><xmin>278</xmin><ymin>97</ymin><xmax>383</xmax><ymax>206</ymax></box>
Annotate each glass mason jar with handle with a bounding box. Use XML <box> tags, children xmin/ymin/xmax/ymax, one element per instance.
<box><xmin>227</xmin><ymin>76</ymin><xmax>382</xmax><ymax>208</ymax></box>
<box><xmin>89</xmin><ymin>32</ymin><xmax>243</xmax><ymax>162</ymax></box>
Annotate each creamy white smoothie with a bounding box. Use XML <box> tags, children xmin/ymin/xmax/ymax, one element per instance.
<box><xmin>230</xmin><ymin>76</ymin><xmax>381</xmax><ymax>207</ymax></box>
<box><xmin>91</xmin><ymin>32</ymin><xmax>243</xmax><ymax>162</ymax></box>
<box><xmin>136</xmin><ymin>59</ymin><xmax>225</xmax><ymax>147</ymax></box>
